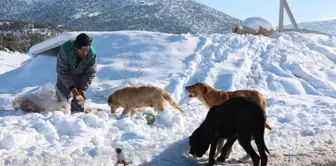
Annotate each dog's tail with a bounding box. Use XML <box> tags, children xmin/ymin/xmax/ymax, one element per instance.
<box><xmin>162</xmin><ymin>92</ymin><xmax>184</xmax><ymax>113</ymax></box>
<box><xmin>262</xmin><ymin>105</ymin><xmax>272</xmax><ymax>130</ymax></box>
<box><xmin>265</xmin><ymin>123</ymin><xmax>272</xmax><ymax>130</ymax></box>
<box><xmin>259</xmin><ymin>93</ymin><xmax>272</xmax><ymax>131</ymax></box>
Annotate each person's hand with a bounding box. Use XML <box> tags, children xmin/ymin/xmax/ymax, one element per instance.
<box><xmin>71</xmin><ymin>88</ymin><xmax>79</xmax><ymax>96</ymax></box>
<box><xmin>78</xmin><ymin>89</ymin><xmax>86</xmax><ymax>100</ymax></box>
<box><xmin>72</xmin><ymin>88</ymin><xmax>85</xmax><ymax>106</ymax></box>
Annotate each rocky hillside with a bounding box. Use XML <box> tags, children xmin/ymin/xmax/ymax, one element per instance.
<box><xmin>0</xmin><ymin>0</ymin><xmax>241</xmax><ymax>34</ymax></box>
<box><xmin>0</xmin><ymin>20</ymin><xmax>72</xmax><ymax>53</ymax></box>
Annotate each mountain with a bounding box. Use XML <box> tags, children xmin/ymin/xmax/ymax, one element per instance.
<box><xmin>0</xmin><ymin>0</ymin><xmax>241</xmax><ymax>34</ymax></box>
<box><xmin>296</xmin><ymin>19</ymin><xmax>336</xmax><ymax>36</ymax></box>
<box><xmin>284</xmin><ymin>19</ymin><xmax>336</xmax><ymax>36</ymax></box>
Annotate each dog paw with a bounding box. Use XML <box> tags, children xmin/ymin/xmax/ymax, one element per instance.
<box><xmin>237</xmin><ymin>154</ymin><xmax>251</xmax><ymax>163</ymax></box>
<box><xmin>119</xmin><ymin>114</ymin><xmax>129</xmax><ymax>119</ymax></box>
<box><xmin>206</xmin><ymin>163</ymin><xmax>214</xmax><ymax>166</ymax></box>
<box><xmin>217</xmin><ymin>156</ymin><xmax>226</xmax><ymax>162</ymax></box>
<box><xmin>207</xmin><ymin>158</ymin><xmax>216</xmax><ymax>166</ymax></box>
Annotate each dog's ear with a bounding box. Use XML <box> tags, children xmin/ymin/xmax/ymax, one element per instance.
<box><xmin>203</xmin><ymin>85</ymin><xmax>210</xmax><ymax>93</ymax></box>
<box><xmin>107</xmin><ymin>95</ymin><xmax>112</xmax><ymax>104</ymax></box>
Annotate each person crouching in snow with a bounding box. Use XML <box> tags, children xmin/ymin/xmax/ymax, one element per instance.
<box><xmin>55</xmin><ymin>33</ymin><xmax>97</xmax><ymax>113</ymax></box>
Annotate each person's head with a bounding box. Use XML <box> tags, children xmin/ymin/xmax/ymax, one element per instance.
<box><xmin>74</xmin><ymin>33</ymin><xmax>92</xmax><ymax>58</ymax></box>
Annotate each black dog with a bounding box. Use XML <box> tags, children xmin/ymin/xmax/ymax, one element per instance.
<box><xmin>189</xmin><ymin>96</ymin><xmax>270</xmax><ymax>166</ymax></box>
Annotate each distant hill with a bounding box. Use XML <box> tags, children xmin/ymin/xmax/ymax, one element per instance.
<box><xmin>284</xmin><ymin>19</ymin><xmax>336</xmax><ymax>36</ymax></box>
<box><xmin>0</xmin><ymin>0</ymin><xmax>241</xmax><ymax>34</ymax></box>
<box><xmin>0</xmin><ymin>20</ymin><xmax>72</xmax><ymax>53</ymax></box>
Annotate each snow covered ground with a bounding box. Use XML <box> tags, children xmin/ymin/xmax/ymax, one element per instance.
<box><xmin>0</xmin><ymin>31</ymin><xmax>336</xmax><ymax>166</ymax></box>
<box><xmin>0</xmin><ymin>51</ymin><xmax>30</xmax><ymax>75</ymax></box>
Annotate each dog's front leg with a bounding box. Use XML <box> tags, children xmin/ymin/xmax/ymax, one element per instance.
<box><xmin>120</xmin><ymin>106</ymin><xmax>132</xmax><ymax>118</ymax></box>
<box><xmin>217</xmin><ymin>136</ymin><xmax>237</xmax><ymax>162</ymax></box>
<box><xmin>207</xmin><ymin>138</ymin><xmax>218</xmax><ymax>166</ymax></box>
<box><xmin>216</xmin><ymin>138</ymin><xmax>225</xmax><ymax>157</ymax></box>
<box><xmin>110</xmin><ymin>105</ymin><xmax>119</xmax><ymax>114</ymax></box>
<box><xmin>130</xmin><ymin>108</ymin><xmax>137</xmax><ymax>116</ymax></box>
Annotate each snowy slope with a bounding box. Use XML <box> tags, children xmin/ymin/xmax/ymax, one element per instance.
<box><xmin>0</xmin><ymin>31</ymin><xmax>336</xmax><ymax>166</ymax></box>
<box><xmin>297</xmin><ymin>19</ymin><xmax>336</xmax><ymax>36</ymax></box>
<box><xmin>284</xmin><ymin>19</ymin><xmax>336</xmax><ymax>36</ymax></box>
<box><xmin>0</xmin><ymin>51</ymin><xmax>30</xmax><ymax>75</ymax></box>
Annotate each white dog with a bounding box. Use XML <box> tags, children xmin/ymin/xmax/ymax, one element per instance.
<box><xmin>12</xmin><ymin>83</ymin><xmax>71</xmax><ymax>114</ymax></box>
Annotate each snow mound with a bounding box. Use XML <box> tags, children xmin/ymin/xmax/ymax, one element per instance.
<box><xmin>242</xmin><ymin>16</ymin><xmax>275</xmax><ymax>32</ymax></box>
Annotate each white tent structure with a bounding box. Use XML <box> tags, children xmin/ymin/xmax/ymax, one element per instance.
<box><xmin>28</xmin><ymin>32</ymin><xmax>81</xmax><ymax>56</ymax></box>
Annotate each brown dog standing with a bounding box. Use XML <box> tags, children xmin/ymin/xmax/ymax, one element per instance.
<box><xmin>107</xmin><ymin>85</ymin><xmax>184</xmax><ymax>117</ymax></box>
<box><xmin>185</xmin><ymin>82</ymin><xmax>271</xmax><ymax>130</ymax></box>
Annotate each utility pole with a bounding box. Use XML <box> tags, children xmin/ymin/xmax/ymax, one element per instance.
<box><xmin>278</xmin><ymin>0</ymin><xmax>299</xmax><ymax>32</ymax></box>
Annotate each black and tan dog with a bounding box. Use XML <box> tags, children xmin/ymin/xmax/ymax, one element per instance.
<box><xmin>189</xmin><ymin>96</ymin><xmax>270</xmax><ymax>166</ymax></box>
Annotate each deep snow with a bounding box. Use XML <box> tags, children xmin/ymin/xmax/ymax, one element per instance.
<box><xmin>0</xmin><ymin>31</ymin><xmax>336</xmax><ymax>166</ymax></box>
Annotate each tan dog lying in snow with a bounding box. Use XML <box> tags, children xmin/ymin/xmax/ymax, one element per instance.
<box><xmin>185</xmin><ymin>82</ymin><xmax>272</xmax><ymax>130</ymax></box>
<box><xmin>107</xmin><ymin>85</ymin><xmax>184</xmax><ymax>117</ymax></box>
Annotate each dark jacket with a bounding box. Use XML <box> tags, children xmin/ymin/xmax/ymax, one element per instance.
<box><xmin>56</xmin><ymin>40</ymin><xmax>97</xmax><ymax>91</ymax></box>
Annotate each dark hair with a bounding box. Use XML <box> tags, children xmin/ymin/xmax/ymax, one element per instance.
<box><xmin>74</xmin><ymin>33</ymin><xmax>92</xmax><ymax>49</ymax></box>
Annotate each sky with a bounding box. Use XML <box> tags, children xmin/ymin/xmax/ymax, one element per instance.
<box><xmin>197</xmin><ymin>0</ymin><xmax>336</xmax><ymax>25</ymax></box>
